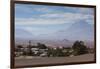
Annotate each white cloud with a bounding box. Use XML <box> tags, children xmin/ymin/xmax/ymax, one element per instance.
<box><xmin>77</xmin><ymin>8</ymin><xmax>94</xmax><ymax>14</ymax></box>
<box><xmin>64</xmin><ymin>7</ymin><xmax>94</xmax><ymax>14</ymax></box>
<box><xmin>15</xmin><ymin>4</ymin><xmax>59</xmax><ymax>14</ymax></box>
<box><xmin>15</xmin><ymin>12</ymin><xmax>94</xmax><ymax>25</ymax></box>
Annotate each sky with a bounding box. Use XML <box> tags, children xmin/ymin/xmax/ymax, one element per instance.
<box><xmin>15</xmin><ymin>3</ymin><xmax>94</xmax><ymax>40</ymax></box>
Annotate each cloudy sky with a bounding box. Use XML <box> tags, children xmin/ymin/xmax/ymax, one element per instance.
<box><xmin>15</xmin><ymin>3</ymin><xmax>94</xmax><ymax>39</ymax></box>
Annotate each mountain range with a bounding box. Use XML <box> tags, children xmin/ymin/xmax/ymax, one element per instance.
<box><xmin>56</xmin><ymin>20</ymin><xmax>94</xmax><ymax>41</ymax></box>
<box><xmin>15</xmin><ymin>20</ymin><xmax>94</xmax><ymax>48</ymax></box>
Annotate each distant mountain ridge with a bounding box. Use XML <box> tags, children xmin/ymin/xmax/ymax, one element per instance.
<box><xmin>56</xmin><ymin>20</ymin><xmax>94</xmax><ymax>41</ymax></box>
<box><xmin>15</xmin><ymin>20</ymin><xmax>94</xmax><ymax>48</ymax></box>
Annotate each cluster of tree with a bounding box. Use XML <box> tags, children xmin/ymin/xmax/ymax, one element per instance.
<box><xmin>47</xmin><ymin>47</ymin><xmax>64</xmax><ymax>57</ymax></box>
<box><xmin>72</xmin><ymin>41</ymin><xmax>88</xmax><ymax>56</ymax></box>
<box><xmin>47</xmin><ymin>47</ymin><xmax>72</xmax><ymax>57</ymax></box>
<box><xmin>47</xmin><ymin>41</ymin><xmax>89</xmax><ymax>57</ymax></box>
<box><xmin>15</xmin><ymin>40</ymin><xmax>90</xmax><ymax>57</ymax></box>
<box><xmin>37</xmin><ymin>43</ymin><xmax>47</xmax><ymax>49</ymax></box>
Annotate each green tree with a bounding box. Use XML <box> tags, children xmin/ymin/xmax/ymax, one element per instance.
<box><xmin>62</xmin><ymin>47</ymin><xmax>72</xmax><ymax>56</ymax></box>
<box><xmin>37</xmin><ymin>43</ymin><xmax>47</xmax><ymax>49</ymax></box>
<box><xmin>16</xmin><ymin>45</ymin><xmax>23</xmax><ymax>52</ymax></box>
<box><xmin>17</xmin><ymin>45</ymin><xmax>23</xmax><ymax>48</ymax></box>
<box><xmin>72</xmin><ymin>41</ymin><xmax>88</xmax><ymax>56</ymax></box>
<box><xmin>47</xmin><ymin>48</ymin><xmax>53</xmax><ymax>57</ymax></box>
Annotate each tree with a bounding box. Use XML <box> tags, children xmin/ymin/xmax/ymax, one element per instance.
<box><xmin>16</xmin><ymin>45</ymin><xmax>23</xmax><ymax>52</ymax></box>
<box><xmin>47</xmin><ymin>48</ymin><xmax>53</xmax><ymax>57</ymax></box>
<box><xmin>37</xmin><ymin>43</ymin><xmax>47</xmax><ymax>49</ymax></box>
<box><xmin>48</xmin><ymin>47</ymin><xmax>64</xmax><ymax>57</ymax></box>
<box><xmin>62</xmin><ymin>47</ymin><xmax>72</xmax><ymax>56</ymax></box>
<box><xmin>72</xmin><ymin>41</ymin><xmax>88</xmax><ymax>56</ymax></box>
<box><xmin>17</xmin><ymin>45</ymin><xmax>23</xmax><ymax>48</ymax></box>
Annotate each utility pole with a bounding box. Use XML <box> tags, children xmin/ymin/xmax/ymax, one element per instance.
<box><xmin>28</xmin><ymin>40</ymin><xmax>32</xmax><ymax>55</ymax></box>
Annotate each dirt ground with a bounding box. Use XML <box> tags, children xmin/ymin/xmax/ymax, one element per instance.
<box><xmin>15</xmin><ymin>54</ymin><xmax>95</xmax><ymax>67</ymax></box>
